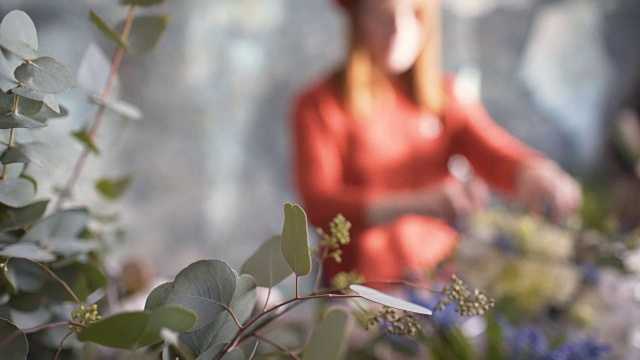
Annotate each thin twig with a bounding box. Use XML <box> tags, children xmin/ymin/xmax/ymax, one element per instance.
<box><xmin>22</xmin><ymin>320</ymin><xmax>84</xmax><ymax>334</ymax></box>
<box><xmin>23</xmin><ymin>258</ymin><xmax>82</xmax><ymax>304</ymax></box>
<box><xmin>54</xmin><ymin>5</ymin><xmax>137</xmax><ymax>210</ymax></box>
<box><xmin>252</xmin><ymin>333</ymin><xmax>301</xmax><ymax>360</ymax></box>
<box><xmin>1</xmin><ymin>95</ymin><xmax>19</xmax><ymax>180</ymax></box>
<box><xmin>262</xmin><ymin>286</ymin><xmax>272</xmax><ymax>313</ymax></box>
<box><xmin>54</xmin><ymin>330</ymin><xmax>74</xmax><ymax>360</ymax></box>
<box><xmin>221</xmin><ymin>293</ymin><xmax>360</xmax><ymax>357</ymax></box>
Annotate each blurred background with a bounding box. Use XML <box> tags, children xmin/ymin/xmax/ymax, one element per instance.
<box><xmin>0</xmin><ymin>0</ymin><xmax>639</xmax><ymax>277</ymax></box>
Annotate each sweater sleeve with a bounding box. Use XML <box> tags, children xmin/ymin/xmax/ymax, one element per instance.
<box><xmin>452</xmin><ymin>98</ymin><xmax>544</xmax><ymax>194</ymax></box>
<box><xmin>292</xmin><ymin>90</ymin><xmax>370</xmax><ymax>229</ymax></box>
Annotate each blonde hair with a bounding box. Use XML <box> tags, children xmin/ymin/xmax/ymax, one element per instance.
<box><xmin>340</xmin><ymin>0</ymin><xmax>446</xmax><ymax>117</ymax></box>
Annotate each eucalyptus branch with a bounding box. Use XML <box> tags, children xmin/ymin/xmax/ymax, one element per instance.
<box><xmin>23</xmin><ymin>258</ymin><xmax>82</xmax><ymax>304</ymax></box>
<box><xmin>224</xmin><ymin>304</ymin><xmax>245</xmax><ymax>330</ymax></box>
<box><xmin>1</xmin><ymin>95</ymin><xmax>19</xmax><ymax>180</ymax></box>
<box><xmin>221</xmin><ymin>292</ymin><xmax>360</xmax><ymax>357</ymax></box>
<box><xmin>22</xmin><ymin>320</ymin><xmax>84</xmax><ymax>334</ymax></box>
<box><xmin>54</xmin><ymin>5</ymin><xmax>137</xmax><ymax>210</ymax></box>
<box><xmin>252</xmin><ymin>333</ymin><xmax>301</xmax><ymax>360</ymax></box>
<box><xmin>54</xmin><ymin>330</ymin><xmax>74</xmax><ymax>360</ymax></box>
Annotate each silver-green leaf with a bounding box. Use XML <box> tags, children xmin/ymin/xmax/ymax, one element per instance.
<box><xmin>301</xmin><ymin>309</ymin><xmax>350</xmax><ymax>360</ymax></box>
<box><xmin>89</xmin><ymin>11</ymin><xmax>130</xmax><ymax>51</ymax></box>
<box><xmin>0</xmin><ymin>178</ymin><xmax>35</xmax><ymax>207</ymax></box>
<box><xmin>281</xmin><ymin>203</ymin><xmax>311</xmax><ymax>277</ymax></box>
<box><xmin>0</xmin><ymin>10</ymin><xmax>38</xmax><ymax>60</ymax></box>
<box><xmin>0</xmin><ymin>243</ymin><xmax>55</xmax><ymax>262</ymax></box>
<box><xmin>166</xmin><ymin>260</ymin><xmax>237</xmax><ymax>331</ymax></box>
<box><xmin>0</xmin><ymin>112</ymin><xmax>46</xmax><ymax>129</ymax></box>
<box><xmin>0</xmin><ymin>200</ymin><xmax>48</xmax><ymax>232</ymax></box>
<box><xmin>241</xmin><ymin>235</ymin><xmax>293</xmax><ymax>288</ymax></box>
<box><xmin>14</xmin><ymin>57</ymin><xmax>74</xmax><ymax>94</ymax></box>
<box><xmin>1</xmin><ymin>141</ymin><xmax>55</xmax><ymax>168</ymax></box>
<box><xmin>349</xmin><ymin>285</ymin><xmax>432</xmax><ymax>315</ymax></box>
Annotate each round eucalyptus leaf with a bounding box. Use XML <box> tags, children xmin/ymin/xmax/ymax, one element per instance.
<box><xmin>10</xmin><ymin>83</ymin><xmax>46</xmax><ymax>101</ymax></box>
<box><xmin>39</xmin><ymin>237</ymin><xmax>99</xmax><ymax>257</ymax></box>
<box><xmin>0</xmin><ymin>200</ymin><xmax>48</xmax><ymax>232</ymax></box>
<box><xmin>281</xmin><ymin>203</ymin><xmax>311</xmax><ymax>277</ymax></box>
<box><xmin>22</xmin><ymin>209</ymin><xmax>89</xmax><ymax>243</ymax></box>
<box><xmin>144</xmin><ymin>281</ymin><xmax>172</xmax><ymax>311</ymax></box>
<box><xmin>77</xmin><ymin>311</ymin><xmax>149</xmax><ymax>349</ymax></box>
<box><xmin>0</xmin><ymin>10</ymin><xmax>38</xmax><ymax>60</ymax></box>
<box><xmin>116</xmin><ymin>15</ymin><xmax>168</xmax><ymax>55</ymax></box>
<box><xmin>137</xmin><ymin>306</ymin><xmax>197</xmax><ymax>346</ymax></box>
<box><xmin>0</xmin><ymin>242</ymin><xmax>55</xmax><ymax>262</ymax></box>
<box><xmin>14</xmin><ymin>57</ymin><xmax>74</xmax><ymax>94</ymax></box>
<box><xmin>241</xmin><ymin>235</ymin><xmax>292</xmax><ymax>288</ymax></box>
<box><xmin>166</xmin><ymin>260</ymin><xmax>237</xmax><ymax>331</ymax></box>
<box><xmin>9</xmin><ymin>307</ymin><xmax>51</xmax><ymax>330</ymax></box>
<box><xmin>16</xmin><ymin>96</ymin><xmax>43</xmax><ymax>116</ymax></box>
<box><xmin>301</xmin><ymin>309</ymin><xmax>350</xmax><ymax>360</ymax></box>
<box><xmin>230</xmin><ymin>274</ymin><xmax>257</xmax><ymax>326</ymax></box>
<box><xmin>0</xmin><ymin>52</ymin><xmax>18</xmax><ymax>93</ymax></box>
<box><xmin>5</xmin><ymin>259</ymin><xmax>45</xmax><ymax>292</ymax></box>
<box><xmin>0</xmin><ymin>178</ymin><xmax>36</xmax><ymax>208</ymax></box>
<box><xmin>31</xmin><ymin>103</ymin><xmax>67</xmax><ymax>122</ymax></box>
<box><xmin>0</xmin><ymin>317</ymin><xmax>28</xmax><ymax>360</ymax></box>
<box><xmin>1</xmin><ymin>141</ymin><xmax>55</xmax><ymax>168</ymax></box>
<box><xmin>349</xmin><ymin>285</ymin><xmax>432</xmax><ymax>315</ymax></box>
<box><xmin>42</xmin><ymin>94</ymin><xmax>59</xmax><ymax>114</ymax></box>
<box><xmin>0</xmin><ymin>112</ymin><xmax>46</xmax><ymax>129</ymax></box>
<box><xmin>77</xmin><ymin>43</ymin><xmax>111</xmax><ymax>95</ymax></box>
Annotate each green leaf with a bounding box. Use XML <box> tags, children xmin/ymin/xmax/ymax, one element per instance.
<box><xmin>121</xmin><ymin>0</ymin><xmax>165</xmax><ymax>7</ymax></box>
<box><xmin>0</xmin><ymin>90</ymin><xmax>41</xmax><ymax>116</ymax></box>
<box><xmin>241</xmin><ymin>235</ymin><xmax>293</xmax><ymax>288</ymax></box>
<box><xmin>1</xmin><ymin>141</ymin><xmax>55</xmax><ymax>168</ymax></box>
<box><xmin>71</xmin><ymin>130</ymin><xmax>100</xmax><ymax>155</ymax></box>
<box><xmin>88</xmin><ymin>94</ymin><xmax>143</xmax><ymax>121</ymax></box>
<box><xmin>0</xmin><ymin>112</ymin><xmax>46</xmax><ymax>129</ymax></box>
<box><xmin>22</xmin><ymin>209</ymin><xmax>89</xmax><ymax>242</ymax></box>
<box><xmin>0</xmin><ymin>243</ymin><xmax>55</xmax><ymax>262</ymax></box>
<box><xmin>5</xmin><ymin>259</ymin><xmax>45</xmax><ymax>292</ymax></box>
<box><xmin>281</xmin><ymin>203</ymin><xmax>311</xmax><ymax>276</ymax></box>
<box><xmin>0</xmin><ymin>178</ymin><xmax>36</xmax><ymax>208</ymax></box>
<box><xmin>89</xmin><ymin>11</ymin><xmax>130</xmax><ymax>51</ymax></box>
<box><xmin>349</xmin><ymin>285</ymin><xmax>432</xmax><ymax>315</ymax></box>
<box><xmin>11</xmin><ymin>84</ymin><xmax>46</xmax><ymax>101</ymax></box>
<box><xmin>145</xmin><ymin>282</ymin><xmax>172</xmax><ymax>311</ymax></box>
<box><xmin>95</xmin><ymin>176</ymin><xmax>132</xmax><ymax>200</ymax></box>
<box><xmin>166</xmin><ymin>260</ymin><xmax>236</xmax><ymax>331</ymax></box>
<box><xmin>14</xmin><ymin>57</ymin><xmax>74</xmax><ymax>94</ymax></box>
<box><xmin>78</xmin><ymin>311</ymin><xmax>149</xmax><ymax>349</ymax></box>
<box><xmin>0</xmin><ymin>317</ymin><xmax>28</xmax><ymax>359</ymax></box>
<box><xmin>117</xmin><ymin>15</ymin><xmax>169</xmax><ymax>55</ymax></box>
<box><xmin>9</xmin><ymin>291</ymin><xmax>44</xmax><ymax>312</ymax></box>
<box><xmin>0</xmin><ymin>10</ymin><xmax>38</xmax><ymax>60</ymax></box>
<box><xmin>0</xmin><ymin>200</ymin><xmax>48</xmax><ymax>232</ymax></box>
<box><xmin>138</xmin><ymin>306</ymin><xmax>197</xmax><ymax>346</ymax></box>
<box><xmin>301</xmin><ymin>309</ymin><xmax>350</xmax><ymax>360</ymax></box>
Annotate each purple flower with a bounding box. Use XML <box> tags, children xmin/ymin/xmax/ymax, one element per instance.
<box><xmin>544</xmin><ymin>337</ymin><xmax>611</xmax><ymax>360</ymax></box>
<box><xmin>504</xmin><ymin>324</ymin><xmax>549</xmax><ymax>360</ymax></box>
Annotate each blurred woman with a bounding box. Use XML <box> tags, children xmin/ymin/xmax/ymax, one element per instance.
<box><xmin>291</xmin><ymin>0</ymin><xmax>581</xmax><ymax>284</ymax></box>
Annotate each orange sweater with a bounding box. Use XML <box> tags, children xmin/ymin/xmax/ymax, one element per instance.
<box><xmin>292</xmin><ymin>78</ymin><xmax>540</xmax><ymax>283</ymax></box>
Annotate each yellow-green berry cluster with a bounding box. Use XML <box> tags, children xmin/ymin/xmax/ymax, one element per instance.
<box><xmin>69</xmin><ymin>304</ymin><xmax>101</xmax><ymax>332</ymax></box>
<box><xmin>330</xmin><ymin>270</ymin><xmax>364</xmax><ymax>290</ymax></box>
<box><xmin>366</xmin><ymin>306</ymin><xmax>421</xmax><ymax>336</ymax></box>
<box><xmin>436</xmin><ymin>274</ymin><xmax>495</xmax><ymax>316</ymax></box>
<box><xmin>316</xmin><ymin>213</ymin><xmax>352</xmax><ymax>263</ymax></box>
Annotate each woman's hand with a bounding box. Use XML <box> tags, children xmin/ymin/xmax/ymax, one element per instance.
<box><xmin>366</xmin><ymin>177</ymin><xmax>490</xmax><ymax>226</ymax></box>
<box><xmin>516</xmin><ymin>159</ymin><xmax>582</xmax><ymax>222</ymax></box>
<box><xmin>422</xmin><ymin>177</ymin><xmax>490</xmax><ymax>223</ymax></box>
